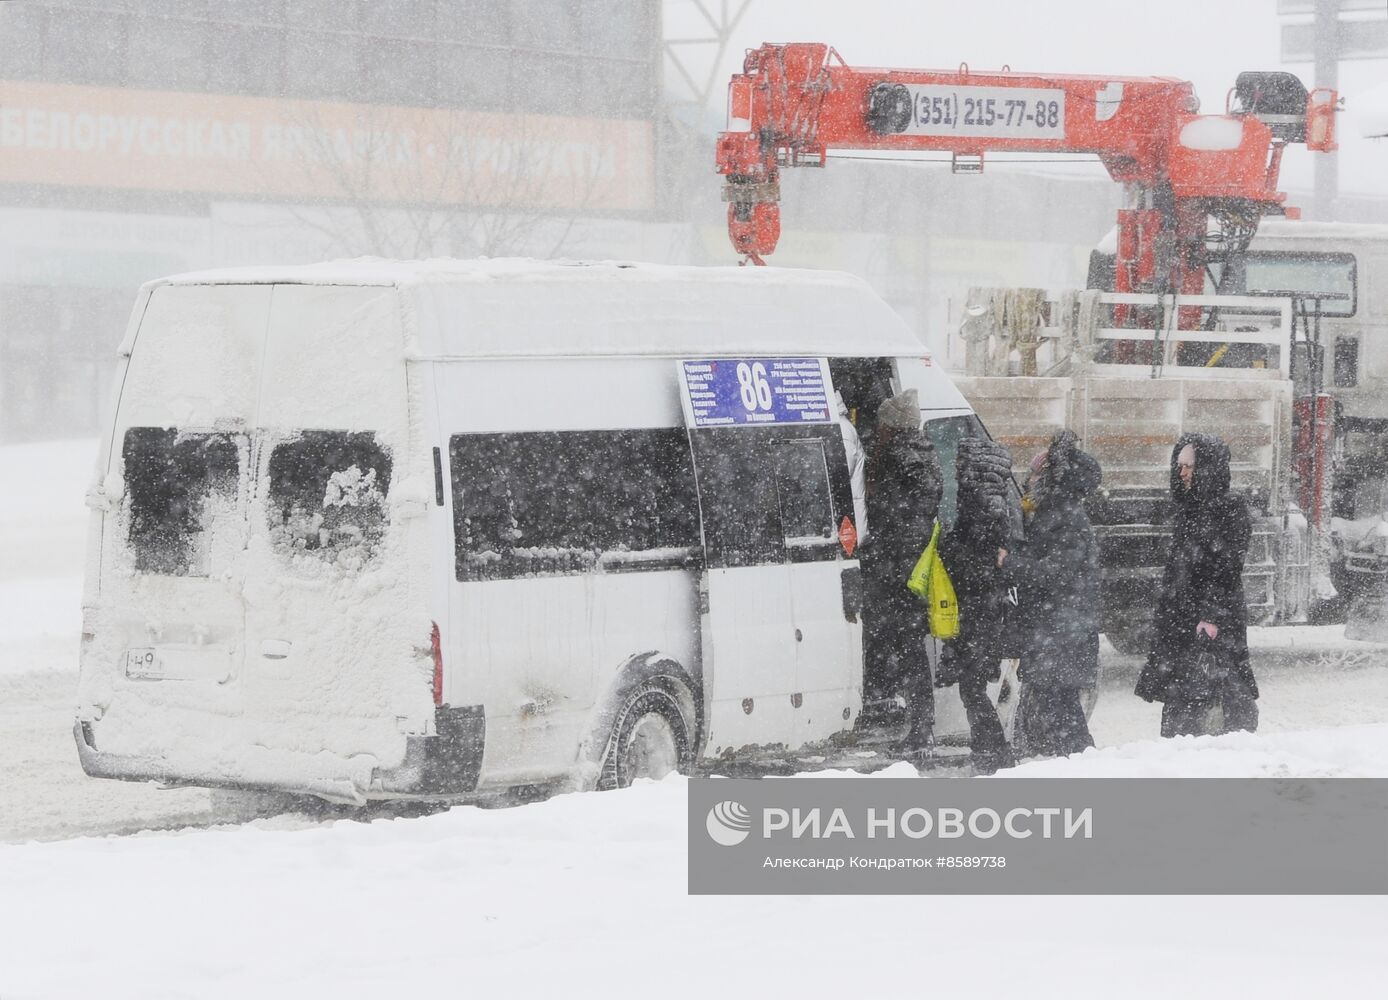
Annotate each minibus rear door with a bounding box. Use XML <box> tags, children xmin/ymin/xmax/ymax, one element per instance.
<box><xmin>239</xmin><ymin>284</ymin><xmax>418</xmax><ymax>763</ymax></box>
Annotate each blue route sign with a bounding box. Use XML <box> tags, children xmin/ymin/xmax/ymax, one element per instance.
<box><xmin>679</xmin><ymin>358</ymin><xmax>834</xmax><ymax>428</ymax></box>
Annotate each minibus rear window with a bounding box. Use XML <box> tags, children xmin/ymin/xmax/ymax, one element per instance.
<box><xmin>451</xmin><ymin>429</ymin><xmax>700</xmax><ymax>580</ymax></box>
<box><xmin>122</xmin><ymin>428</ymin><xmax>241</xmax><ymax>577</ymax></box>
<box><xmin>266</xmin><ymin>431</ymin><xmax>393</xmax><ymax>571</ymax></box>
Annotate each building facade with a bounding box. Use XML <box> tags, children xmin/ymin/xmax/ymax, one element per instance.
<box><xmin>0</xmin><ymin>0</ymin><xmax>663</xmax><ymax>441</ymax></box>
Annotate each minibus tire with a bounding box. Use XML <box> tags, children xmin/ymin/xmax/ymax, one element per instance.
<box><xmin>599</xmin><ymin>680</ymin><xmax>693</xmax><ymax>791</ymax></box>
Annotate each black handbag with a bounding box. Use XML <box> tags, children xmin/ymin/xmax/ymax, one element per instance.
<box><xmin>1178</xmin><ymin>634</ymin><xmax>1231</xmax><ymax>702</ymax></box>
<box><xmin>1193</xmin><ymin>636</ymin><xmax>1230</xmax><ymax>684</ymax></box>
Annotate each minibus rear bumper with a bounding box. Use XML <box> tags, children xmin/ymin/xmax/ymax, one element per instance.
<box><xmin>73</xmin><ymin>706</ymin><xmax>486</xmax><ymax>805</ymax></box>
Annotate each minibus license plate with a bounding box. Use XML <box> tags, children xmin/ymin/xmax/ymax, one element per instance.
<box><xmin>125</xmin><ymin>648</ymin><xmax>163</xmax><ymax>679</ymax></box>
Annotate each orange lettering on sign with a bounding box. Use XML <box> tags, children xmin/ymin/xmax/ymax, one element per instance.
<box><xmin>0</xmin><ymin>80</ymin><xmax>654</xmax><ymax>211</ymax></box>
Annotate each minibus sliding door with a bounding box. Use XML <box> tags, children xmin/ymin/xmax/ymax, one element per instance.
<box><xmin>687</xmin><ymin>423</ymin><xmax>861</xmax><ymax>754</ymax></box>
<box><xmin>772</xmin><ymin>432</ymin><xmax>861</xmax><ymax>744</ymax></box>
<box><xmin>686</xmin><ymin>426</ymin><xmax>798</xmax><ymax>753</ymax></box>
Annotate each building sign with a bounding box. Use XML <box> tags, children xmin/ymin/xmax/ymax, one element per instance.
<box><xmin>0</xmin><ymin>80</ymin><xmax>654</xmax><ymax>211</ymax></box>
<box><xmin>679</xmin><ymin>358</ymin><xmax>834</xmax><ymax>428</ymax></box>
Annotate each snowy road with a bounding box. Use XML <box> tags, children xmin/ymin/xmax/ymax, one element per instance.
<box><xmin>4</xmin><ymin>638</ymin><xmax>1387</xmax><ymax>843</ymax></box>
<box><xmin>1089</xmin><ymin>635</ymin><xmax>1388</xmax><ymax>748</ymax></box>
<box><xmin>0</xmin><ymin>670</ymin><xmax>213</xmax><ymax>842</ymax></box>
<box><xmin>3</xmin><ymin>725</ymin><xmax>1387</xmax><ymax>1000</ymax></box>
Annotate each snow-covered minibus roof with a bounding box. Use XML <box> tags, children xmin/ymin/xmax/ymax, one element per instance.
<box><xmin>144</xmin><ymin>257</ymin><xmax>936</xmax><ymax>365</ymax></box>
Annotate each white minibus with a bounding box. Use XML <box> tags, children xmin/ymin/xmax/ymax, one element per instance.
<box><xmin>75</xmin><ymin>259</ymin><xmax>988</xmax><ymax>804</ymax></box>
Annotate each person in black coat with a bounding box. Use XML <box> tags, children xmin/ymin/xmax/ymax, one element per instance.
<box><xmin>937</xmin><ymin>436</ymin><xmax>1017</xmax><ymax>773</ymax></box>
<box><xmin>860</xmin><ymin>389</ymin><xmax>943</xmax><ymax>751</ymax></box>
<box><xmin>1136</xmin><ymin>433</ymin><xmax>1258</xmax><ymax>737</ymax></box>
<box><xmin>1001</xmin><ymin>431</ymin><xmax>1101</xmax><ymax>758</ymax></box>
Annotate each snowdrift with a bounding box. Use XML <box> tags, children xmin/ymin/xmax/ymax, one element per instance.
<box><xmin>1</xmin><ymin>724</ymin><xmax>1385</xmax><ymax>998</ymax></box>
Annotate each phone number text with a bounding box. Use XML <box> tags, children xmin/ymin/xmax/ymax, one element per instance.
<box><xmin>903</xmin><ymin>84</ymin><xmax>1065</xmax><ymax>139</ymax></box>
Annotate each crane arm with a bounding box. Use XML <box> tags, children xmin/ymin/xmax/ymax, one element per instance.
<box><xmin>716</xmin><ymin>43</ymin><xmax>1337</xmax><ymax>294</ymax></box>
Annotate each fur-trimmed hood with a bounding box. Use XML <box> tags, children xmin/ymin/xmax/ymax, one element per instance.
<box><xmin>1169</xmin><ymin>432</ymin><xmax>1232</xmax><ymax>505</ymax></box>
<box><xmin>1043</xmin><ymin>430</ymin><xmax>1102</xmax><ymax>499</ymax></box>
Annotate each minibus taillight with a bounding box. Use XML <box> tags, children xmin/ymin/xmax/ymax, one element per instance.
<box><xmin>431</xmin><ymin>622</ymin><xmax>444</xmax><ymax>707</ymax></box>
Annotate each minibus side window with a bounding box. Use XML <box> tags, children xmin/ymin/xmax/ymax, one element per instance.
<box><xmin>265</xmin><ymin>431</ymin><xmax>393</xmax><ymax>572</ymax></box>
<box><xmin>451</xmin><ymin>429</ymin><xmax>701</xmax><ymax>581</ymax></box>
<box><xmin>685</xmin><ymin>428</ymin><xmax>785</xmax><ymax>569</ymax></box>
<box><xmin>688</xmin><ymin>425</ymin><xmax>850</xmax><ymax>568</ymax></box>
<box><xmin>122</xmin><ymin>427</ymin><xmax>241</xmax><ymax>577</ymax></box>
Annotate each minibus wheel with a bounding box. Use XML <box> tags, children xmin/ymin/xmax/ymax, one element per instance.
<box><xmin>600</xmin><ymin>679</ymin><xmax>693</xmax><ymax>790</ymax></box>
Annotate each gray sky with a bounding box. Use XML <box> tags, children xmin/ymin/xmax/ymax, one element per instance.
<box><xmin>690</xmin><ymin>0</ymin><xmax>1387</xmax><ymax>199</ymax></box>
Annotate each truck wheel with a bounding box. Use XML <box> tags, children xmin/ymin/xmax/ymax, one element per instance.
<box><xmin>599</xmin><ymin>680</ymin><xmax>693</xmax><ymax>790</ymax></box>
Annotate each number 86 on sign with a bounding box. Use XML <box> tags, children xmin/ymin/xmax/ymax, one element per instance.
<box><xmin>736</xmin><ymin>361</ymin><xmax>773</xmax><ymax>411</ymax></box>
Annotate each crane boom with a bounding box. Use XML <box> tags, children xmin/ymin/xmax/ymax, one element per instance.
<box><xmin>716</xmin><ymin>43</ymin><xmax>1337</xmax><ymax>300</ymax></box>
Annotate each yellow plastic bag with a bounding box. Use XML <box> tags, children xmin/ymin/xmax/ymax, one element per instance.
<box><xmin>906</xmin><ymin>521</ymin><xmax>959</xmax><ymax>639</ymax></box>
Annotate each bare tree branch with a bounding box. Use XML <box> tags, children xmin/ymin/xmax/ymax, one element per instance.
<box><xmin>250</xmin><ymin>97</ymin><xmax>618</xmax><ymax>261</ymax></box>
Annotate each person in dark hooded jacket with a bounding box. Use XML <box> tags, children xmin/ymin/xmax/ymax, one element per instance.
<box><xmin>937</xmin><ymin>436</ymin><xmax>1017</xmax><ymax>773</ymax></box>
<box><xmin>1136</xmin><ymin>433</ymin><xmax>1258</xmax><ymax>737</ymax></box>
<box><xmin>1001</xmin><ymin>430</ymin><xmax>1102</xmax><ymax>758</ymax></box>
<box><xmin>860</xmin><ymin>389</ymin><xmax>944</xmax><ymax>751</ymax></box>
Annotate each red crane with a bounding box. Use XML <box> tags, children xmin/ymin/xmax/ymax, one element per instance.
<box><xmin>715</xmin><ymin>43</ymin><xmax>1337</xmax><ymax>303</ymax></box>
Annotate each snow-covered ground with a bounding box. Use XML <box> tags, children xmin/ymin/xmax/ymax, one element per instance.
<box><xmin>0</xmin><ymin>439</ymin><xmax>212</xmax><ymax>841</ymax></box>
<box><xmin>0</xmin><ymin>438</ymin><xmax>92</xmax><ymax>678</ymax></box>
<box><xmin>3</xmin><ymin>438</ymin><xmax>1387</xmax><ymax>996</ymax></box>
<box><xmin>2</xmin><ymin>729</ymin><xmax>1388</xmax><ymax>999</ymax></box>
